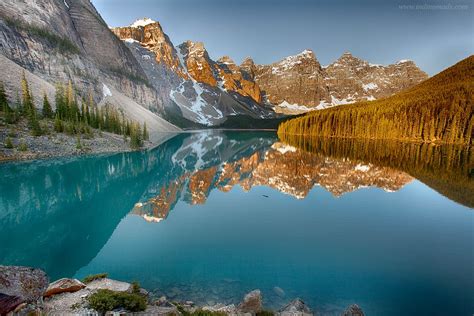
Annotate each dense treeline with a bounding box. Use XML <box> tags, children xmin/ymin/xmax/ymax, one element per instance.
<box><xmin>0</xmin><ymin>73</ymin><xmax>149</xmax><ymax>149</ymax></box>
<box><xmin>278</xmin><ymin>56</ymin><xmax>474</xmax><ymax>145</ymax></box>
<box><xmin>279</xmin><ymin>134</ymin><xmax>474</xmax><ymax>208</ymax></box>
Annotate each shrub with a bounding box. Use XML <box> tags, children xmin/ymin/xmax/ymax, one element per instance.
<box><xmin>82</xmin><ymin>273</ymin><xmax>108</xmax><ymax>284</ymax></box>
<box><xmin>4</xmin><ymin>137</ymin><xmax>13</xmax><ymax>149</ymax></box>
<box><xmin>87</xmin><ymin>289</ymin><xmax>147</xmax><ymax>313</ymax></box>
<box><xmin>76</xmin><ymin>136</ymin><xmax>82</xmax><ymax>150</ymax></box>
<box><xmin>18</xmin><ymin>140</ymin><xmax>27</xmax><ymax>151</ymax></box>
<box><xmin>257</xmin><ymin>311</ymin><xmax>275</xmax><ymax>316</ymax></box>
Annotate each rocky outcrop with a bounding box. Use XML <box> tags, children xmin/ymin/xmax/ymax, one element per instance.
<box><xmin>342</xmin><ymin>304</ymin><xmax>365</xmax><ymax>316</ymax></box>
<box><xmin>277</xmin><ymin>298</ymin><xmax>312</xmax><ymax>316</ymax></box>
<box><xmin>237</xmin><ymin>289</ymin><xmax>262</xmax><ymax>314</ymax></box>
<box><xmin>0</xmin><ymin>265</ymin><xmax>49</xmax><ymax>302</ymax></box>
<box><xmin>44</xmin><ymin>278</ymin><xmax>86</xmax><ymax>297</ymax></box>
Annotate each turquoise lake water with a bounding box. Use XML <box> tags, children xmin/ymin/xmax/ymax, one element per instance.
<box><xmin>0</xmin><ymin>131</ymin><xmax>472</xmax><ymax>315</ymax></box>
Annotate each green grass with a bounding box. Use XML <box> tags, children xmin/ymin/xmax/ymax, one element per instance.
<box><xmin>82</xmin><ymin>273</ymin><xmax>108</xmax><ymax>284</ymax></box>
<box><xmin>173</xmin><ymin>303</ymin><xmax>226</xmax><ymax>316</ymax></box>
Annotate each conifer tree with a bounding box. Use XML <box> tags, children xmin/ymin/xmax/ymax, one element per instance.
<box><xmin>54</xmin><ymin>113</ymin><xmax>63</xmax><ymax>132</ymax></box>
<box><xmin>42</xmin><ymin>93</ymin><xmax>53</xmax><ymax>118</ymax></box>
<box><xmin>142</xmin><ymin>121</ymin><xmax>149</xmax><ymax>141</ymax></box>
<box><xmin>21</xmin><ymin>71</ymin><xmax>33</xmax><ymax>114</ymax></box>
<box><xmin>0</xmin><ymin>82</ymin><xmax>14</xmax><ymax>123</ymax></box>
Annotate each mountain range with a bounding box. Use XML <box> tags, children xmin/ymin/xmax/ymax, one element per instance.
<box><xmin>0</xmin><ymin>0</ymin><xmax>428</xmax><ymax>130</ymax></box>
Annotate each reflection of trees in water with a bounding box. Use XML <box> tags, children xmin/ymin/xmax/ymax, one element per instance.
<box><xmin>279</xmin><ymin>134</ymin><xmax>474</xmax><ymax>208</ymax></box>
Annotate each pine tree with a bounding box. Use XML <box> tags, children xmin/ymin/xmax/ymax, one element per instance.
<box><xmin>28</xmin><ymin>105</ymin><xmax>42</xmax><ymax>136</ymax></box>
<box><xmin>142</xmin><ymin>121</ymin><xmax>149</xmax><ymax>141</ymax></box>
<box><xmin>21</xmin><ymin>71</ymin><xmax>33</xmax><ymax>114</ymax></box>
<box><xmin>54</xmin><ymin>113</ymin><xmax>63</xmax><ymax>132</ymax></box>
<box><xmin>0</xmin><ymin>82</ymin><xmax>14</xmax><ymax>123</ymax></box>
<box><xmin>42</xmin><ymin>93</ymin><xmax>53</xmax><ymax>118</ymax></box>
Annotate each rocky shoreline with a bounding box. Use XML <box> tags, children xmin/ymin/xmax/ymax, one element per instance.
<box><xmin>0</xmin><ymin>119</ymin><xmax>154</xmax><ymax>163</ymax></box>
<box><xmin>0</xmin><ymin>266</ymin><xmax>364</xmax><ymax>316</ymax></box>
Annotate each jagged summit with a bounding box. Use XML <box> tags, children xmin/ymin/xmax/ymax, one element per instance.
<box><xmin>217</xmin><ymin>56</ymin><xmax>236</xmax><ymax>65</ymax></box>
<box><xmin>130</xmin><ymin>18</ymin><xmax>157</xmax><ymax>28</ymax></box>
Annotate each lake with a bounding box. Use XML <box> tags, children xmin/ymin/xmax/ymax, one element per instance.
<box><xmin>0</xmin><ymin>131</ymin><xmax>472</xmax><ymax>315</ymax></box>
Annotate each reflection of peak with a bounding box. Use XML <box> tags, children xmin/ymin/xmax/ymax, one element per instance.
<box><xmin>137</xmin><ymin>138</ymin><xmax>413</xmax><ymax>222</ymax></box>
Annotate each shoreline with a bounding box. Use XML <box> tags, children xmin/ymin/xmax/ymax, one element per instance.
<box><xmin>0</xmin><ymin>266</ymin><xmax>364</xmax><ymax>315</ymax></box>
<box><xmin>0</xmin><ymin>128</ymin><xmax>276</xmax><ymax>164</ymax></box>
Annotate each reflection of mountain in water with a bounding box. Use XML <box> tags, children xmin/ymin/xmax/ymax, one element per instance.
<box><xmin>0</xmin><ymin>131</ymin><xmax>470</xmax><ymax>280</ymax></box>
<box><xmin>132</xmin><ymin>136</ymin><xmax>413</xmax><ymax>223</ymax></box>
<box><xmin>279</xmin><ymin>134</ymin><xmax>474</xmax><ymax>208</ymax></box>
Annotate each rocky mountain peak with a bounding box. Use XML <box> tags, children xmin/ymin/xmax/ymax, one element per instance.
<box><xmin>275</xmin><ymin>49</ymin><xmax>320</xmax><ymax>70</ymax></box>
<box><xmin>112</xmin><ymin>20</ymin><xmax>187</xmax><ymax>78</ymax></box>
<box><xmin>178</xmin><ymin>40</ymin><xmax>217</xmax><ymax>86</ymax></box>
<box><xmin>217</xmin><ymin>56</ymin><xmax>236</xmax><ymax>66</ymax></box>
<box><xmin>130</xmin><ymin>18</ymin><xmax>157</xmax><ymax>28</ymax></box>
<box><xmin>334</xmin><ymin>51</ymin><xmax>367</xmax><ymax>66</ymax></box>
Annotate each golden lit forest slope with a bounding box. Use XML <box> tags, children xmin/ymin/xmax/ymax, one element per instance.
<box><xmin>278</xmin><ymin>56</ymin><xmax>474</xmax><ymax>145</ymax></box>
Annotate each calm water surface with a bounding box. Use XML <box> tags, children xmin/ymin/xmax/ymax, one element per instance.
<box><xmin>0</xmin><ymin>131</ymin><xmax>472</xmax><ymax>315</ymax></box>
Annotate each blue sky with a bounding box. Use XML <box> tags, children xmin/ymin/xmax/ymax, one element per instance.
<box><xmin>92</xmin><ymin>0</ymin><xmax>473</xmax><ymax>75</ymax></box>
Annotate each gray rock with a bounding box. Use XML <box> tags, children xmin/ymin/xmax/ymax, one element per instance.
<box><xmin>86</xmin><ymin>278</ymin><xmax>132</xmax><ymax>292</ymax></box>
<box><xmin>0</xmin><ymin>265</ymin><xmax>49</xmax><ymax>302</ymax></box>
<box><xmin>342</xmin><ymin>304</ymin><xmax>365</xmax><ymax>316</ymax></box>
<box><xmin>238</xmin><ymin>289</ymin><xmax>262</xmax><ymax>314</ymax></box>
<box><xmin>277</xmin><ymin>298</ymin><xmax>312</xmax><ymax>316</ymax></box>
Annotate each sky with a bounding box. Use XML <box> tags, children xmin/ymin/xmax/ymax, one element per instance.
<box><xmin>91</xmin><ymin>0</ymin><xmax>473</xmax><ymax>75</ymax></box>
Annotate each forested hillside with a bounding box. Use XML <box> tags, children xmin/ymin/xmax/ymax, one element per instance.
<box><xmin>278</xmin><ymin>56</ymin><xmax>474</xmax><ymax>145</ymax></box>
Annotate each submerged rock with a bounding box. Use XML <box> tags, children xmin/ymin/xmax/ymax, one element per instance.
<box><xmin>273</xmin><ymin>286</ymin><xmax>286</xmax><ymax>297</ymax></box>
<box><xmin>0</xmin><ymin>265</ymin><xmax>49</xmax><ymax>302</ymax></box>
<box><xmin>44</xmin><ymin>278</ymin><xmax>86</xmax><ymax>297</ymax></box>
<box><xmin>342</xmin><ymin>304</ymin><xmax>365</xmax><ymax>316</ymax></box>
<box><xmin>238</xmin><ymin>289</ymin><xmax>262</xmax><ymax>314</ymax></box>
<box><xmin>277</xmin><ymin>298</ymin><xmax>312</xmax><ymax>316</ymax></box>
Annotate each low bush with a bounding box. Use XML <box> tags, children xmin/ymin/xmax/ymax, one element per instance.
<box><xmin>87</xmin><ymin>289</ymin><xmax>147</xmax><ymax>313</ymax></box>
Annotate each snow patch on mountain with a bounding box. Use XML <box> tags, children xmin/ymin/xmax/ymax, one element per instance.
<box><xmin>362</xmin><ymin>82</ymin><xmax>378</xmax><ymax>91</ymax></box>
<box><xmin>102</xmin><ymin>83</ymin><xmax>112</xmax><ymax>98</ymax></box>
<box><xmin>131</xmin><ymin>18</ymin><xmax>156</xmax><ymax>28</ymax></box>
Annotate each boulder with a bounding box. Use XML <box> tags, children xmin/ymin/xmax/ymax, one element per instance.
<box><xmin>342</xmin><ymin>304</ymin><xmax>365</xmax><ymax>316</ymax></box>
<box><xmin>0</xmin><ymin>293</ymin><xmax>24</xmax><ymax>314</ymax></box>
<box><xmin>44</xmin><ymin>278</ymin><xmax>86</xmax><ymax>297</ymax></box>
<box><xmin>86</xmin><ymin>278</ymin><xmax>132</xmax><ymax>292</ymax></box>
<box><xmin>277</xmin><ymin>298</ymin><xmax>312</xmax><ymax>316</ymax></box>
<box><xmin>0</xmin><ymin>265</ymin><xmax>48</xmax><ymax>302</ymax></box>
<box><xmin>238</xmin><ymin>289</ymin><xmax>262</xmax><ymax>314</ymax></box>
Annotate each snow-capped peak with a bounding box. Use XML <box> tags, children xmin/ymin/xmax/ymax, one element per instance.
<box><xmin>131</xmin><ymin>18</ymin><xmax>156</xmax><ymax>28</ymax></box>
<box><xmin>397</xmin><ymin>59</ymin><xmax>412</xmax><ymax>64</ymax></box>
